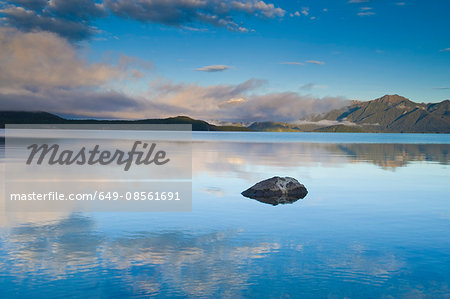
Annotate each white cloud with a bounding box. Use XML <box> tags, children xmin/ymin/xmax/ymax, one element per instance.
<box><xmin>357</xmin><ymin>6</ymin><xmax>375</xmax><ymax>16</ymax></box>
<box><xmin>358</xmin><ymin>11</ymin><xmax>375</xmax><ymax>16</ymax></box>
<box><xmin>301</xmin><ymin>7</ymin><xmax>309</xmax><ymax>16</ymax></box>
<box><xmin>218</xmin><ymin>97</ymin><xmax>246</xmax><ymax>107</ymax></box>
<box><xmin>306</xmin><ymin>60</ymin><xmax>325</xmax><ymax>65</ymax></box>
<box><xmin>182</xmin><ymin>26</ymin><xmax>209</xmax><ymax>32</ymax></box>
<box><xmin>439</xmin><ymin>48</ymin><xmax>450</xmax><ymax>52</ymax></box>
<box><xmin>282</xmin><ymin>60</ymin><xmax>325</xmax><ymax>66</ymax></box>
<box><xmin>280</xmin><ymin>61</ymin><xmax>304</xmax><ymax>65</ymax></box>
<box><xmin>293</xmin><ymin>120</ymin><xmax>359</xmax><ymax>127</ymax></box>
<box><xmin>194</xmin><ymin>65</ymin><xmax>232</xmax><ymax>72</ymax></box>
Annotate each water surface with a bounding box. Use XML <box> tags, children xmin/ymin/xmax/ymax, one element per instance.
<box><xmin>0</xmin><ymin>132</ymin><xmax>449</xmax><ymax>298</ymax></box>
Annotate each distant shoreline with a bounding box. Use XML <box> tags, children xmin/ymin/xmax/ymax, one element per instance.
<box><xmin>1</xmin><ymin>110</ymin><xmax>449</xmax><ymax>133</ymax></box>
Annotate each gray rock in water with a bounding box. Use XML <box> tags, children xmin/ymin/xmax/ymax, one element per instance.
<box><xmin>241</xmin><ymin>176</ymin><xmax>308</xmax><ymax>206</ymax></box>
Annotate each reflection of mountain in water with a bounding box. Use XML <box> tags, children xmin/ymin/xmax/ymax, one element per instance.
<box><xmin>2</xmin><ymin>133</ymin><xmax>449</xmax><ymax>171</ymax></box>
<box><xmin>332</xmin><ymin>143</ymin><xmax>449</xmax><ymax>170</ymax></box>
<box><xmin>192</xmin><ymin>141</ymin><xmax>450</xmax><ymax>177</ymax></box>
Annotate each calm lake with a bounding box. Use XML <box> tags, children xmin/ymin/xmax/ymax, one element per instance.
<box><xmin>1</xmin><ymin>131</ymin><xmax>450</xmax><ymax>298</ymax></box>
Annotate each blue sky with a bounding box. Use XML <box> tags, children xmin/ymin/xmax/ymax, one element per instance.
<box><xmin>0</xmin><ymin>0</ymin><xmax>449</xmax><ymax>121</ymax></box>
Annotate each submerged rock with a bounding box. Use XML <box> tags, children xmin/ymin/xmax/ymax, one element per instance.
<box><xmin>241</xmin><ymin>176</ymin><xmax>308</xmax><ymax>206</ymax></box>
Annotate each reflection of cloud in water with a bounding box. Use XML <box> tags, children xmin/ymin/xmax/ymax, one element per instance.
<box><xmin>103</xmin><ymin>232</ymin><xmax>281</xmax><ymax>296</ymax></box>
<box><xmin>0</xmin><ymin>215</ymin><xmax>103</xmax><ymax>277</ymax></box>
<box><xmin>1</xmin><ymin>214</ymin><xmax>448</xmax><ymax>297</ymax></box>
<box><xmin>323</xmin><ymin>242</ymin><xmax>405</xmax><ymax>286</ymax></box>
<box><xmin>0</xmin><ymin>214</ymin><xmax>280</xmax><ymax>297</ymax></box>
<box><xmin>201</xmin><ymin>187</ymin><xmax>225</xmax><ymax>196</ymax></box>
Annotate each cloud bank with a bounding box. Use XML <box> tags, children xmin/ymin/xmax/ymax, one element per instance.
<box><xmin>0</xmin><ymin>0</ymin><xmax>105</xmax><ymax>41</ymax></box>
<box><xmin>0</xmin><ymin>0</ymin><xmax>286</xmax><ymax>40</ymax></box>
<box><xmin>0</xmin><ymin>27</ymin><xmax>120</xmax><ymax>91</ymax></box>
<box><xmin>0</xmin><ymin>28</ymin><xmax>149</xmax><ymax>118</ymax></box>
<box><xmin>0</xmin><ymin>27</ymin><xmax>349</xmax><ymax>122</ymax></box>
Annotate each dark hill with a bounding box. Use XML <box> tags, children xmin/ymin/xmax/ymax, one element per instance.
<box><xmin>0</xmin><ymin>112</ymin><xmax>249</xmax><ymax>131</ymax></box>
<box><xmin>0</xmin><ymin>111</ymin><xmax>66</xmax><ymax>125</ymax></box>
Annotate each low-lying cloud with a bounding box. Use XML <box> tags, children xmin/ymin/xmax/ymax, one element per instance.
<box><xmin>1</xmin><ymin>75</ymin><xmax>349</xmax><ymax>122</ymax></box>
<box><xmin>137</xmin><ymin>79</ymin><xmax>350</xmax><ymax>122</ymax></box>
<box><xmin>294</xmin><ymin>120</ymin><xmax>359</xmax><ymax>127</ymax></box>
<box><xmin>0</xmin><ymin>89</ymin><xmax>146</xmax><ymax>119</ymax></box>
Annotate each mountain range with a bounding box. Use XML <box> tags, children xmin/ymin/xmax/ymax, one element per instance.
<box><xmin>248</xmin><ymin>95</ymin><xmax>449</xmax><ymax>133</ymax></box>
<box><xmin>0</xmin><ymin>95</ymin><xmax>449</xmax><ymax>133</ymax></box>
<box><xmin>306</xmin><ymin>94</ymin><xmax>450</xmax><ymax>133</ymax></box>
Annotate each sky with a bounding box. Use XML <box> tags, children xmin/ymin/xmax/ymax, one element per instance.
<box><xmin>0</xmin><ymin>0</ymin><xmax>449</xmax><ymax>122</ymax></box>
